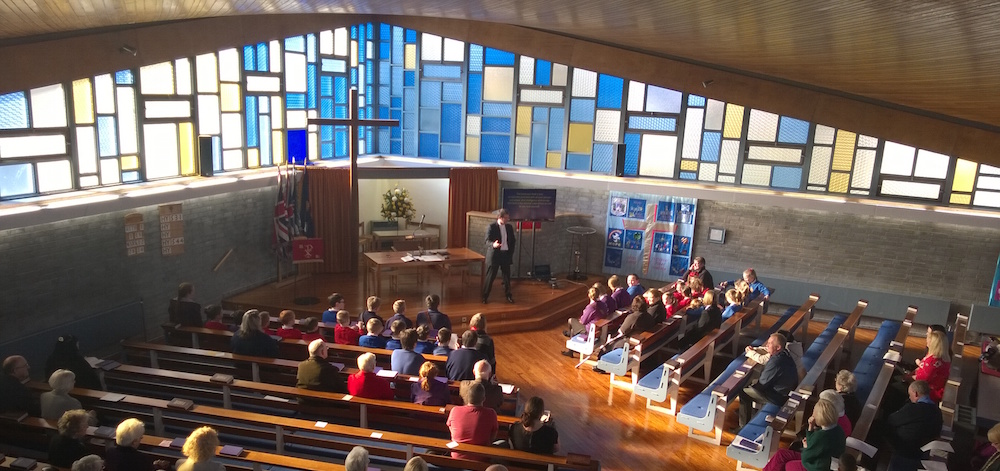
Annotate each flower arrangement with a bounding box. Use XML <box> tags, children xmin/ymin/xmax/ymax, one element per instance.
<box><xmin>380</xmin><ymin>185</ymin><xmax>416</xmax><ymax>221</ymax></box>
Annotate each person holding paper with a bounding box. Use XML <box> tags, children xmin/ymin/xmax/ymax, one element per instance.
<box><xmin>348</xmin><ymin>352</ymin><xmax>394</xmax><ymax>400</ymax></box>
<box><xmin>507</xmin><ymin>396</ymin><xmax>560</xmax><ymax>454</ymax></box>
<box><xmin>460</xmin><ymin>360</ymin><xmax>503</xmax><ymax>412</ymax></box>
<box><xmin>482</xmin><ymin>209</ymin><xmax>516</xmax><ymax>304</ymax></box>
<box><xmin>738</xmin><ymin>333</ymin><xmax>798</xmax><ymax>428</ymax></box>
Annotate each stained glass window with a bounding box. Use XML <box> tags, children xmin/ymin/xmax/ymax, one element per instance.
<box><xmin>806</xmin><ymin>125</ymin><xmax>878</xmax><ymax>195</ymax></box>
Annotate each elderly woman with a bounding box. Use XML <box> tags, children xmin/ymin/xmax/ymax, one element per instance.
<box><xmin>763</xmin><ymin>399</ymin><xmax>845</xmax><ymax>471</ymax></box>
<box><xmin>344</xmin><ymin>446</ymin><xmax>370</xmax><ymax>471</ymax></box>
<box><xmin>48</xmin><ymin>409</ymin><xmax>90</xmax><ymax>468</ymax></box>
<box><xmin>347</xmin><ymin>352</ymin><xmax>394</xmax><ymax>399</ymax></box>
<box><xmin>41</xmin><ymin>369</ymin><xmax>83</xmax><ymax>420</ymax></box>
<box><xmin>105</xmin><ymin>418</ymin><xmax>170</xmax><ymax>471</ymax></box>
<box><xmin>71</xmin><ymin>455</ymin><xmax>104</xmax><ymax>471</ymax></box>
<box><xmin>835</xmin><ymin>370</ymin><xmax>861</xmax><ymax>425</ymax></box>
<box><xmin>176</xmin><ymin>426</ymin><xmax>226</xmax><ymax>471</ymax></box>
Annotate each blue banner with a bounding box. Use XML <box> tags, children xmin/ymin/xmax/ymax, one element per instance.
<box><xmin>603</xmin><ymin>191</ymin><xmax>697</xmax><ymax>282</ymax></box>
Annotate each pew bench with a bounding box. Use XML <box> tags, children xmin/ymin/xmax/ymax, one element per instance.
<box><xmin>595</xmin><ymin>312</ymin><xmax>686</xmax><ymax>391</ymax></box>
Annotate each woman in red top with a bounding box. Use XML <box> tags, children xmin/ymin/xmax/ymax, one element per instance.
<box><xmin>912</xmin><ymin>330</ymin><xmax>950</xmax><ymax>402</ymax></box>
<box><xmin>275</xmin><ymin>310</ymin><xmax>303</xmax><ymax>340</ymax></box>
<box><xmin>347</xmin><ymin>352</ymin><xmax>394</xmax><ymax>400</ymax></box>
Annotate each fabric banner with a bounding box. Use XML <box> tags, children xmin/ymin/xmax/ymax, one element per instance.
<box><xmin>602</xmin><ymin>191</ymin><xmax>697</xmax><ymax>281</ymax></box>
<box><xmin>991</xmin><ymin>253</ymin><xmax>1000</xmax><ymax>307</ymax></box>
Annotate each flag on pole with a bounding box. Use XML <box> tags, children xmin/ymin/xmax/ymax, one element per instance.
<box><xmin>273</xmin><ymin>164</ymin><xmax>293</xmax><ymax>259</ymax></box>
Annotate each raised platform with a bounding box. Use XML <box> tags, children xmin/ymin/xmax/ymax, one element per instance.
<box><xmin>222</xmin><ymin>271</ymin><xmax>593</xmax><ymax>335</ymax></box>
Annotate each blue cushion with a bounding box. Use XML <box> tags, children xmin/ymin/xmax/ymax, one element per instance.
<box><xmin>600</xmin><ymin>348</ymin><xmax>624</xmax><ymax>364</ymax></box>
<box><xmin>637</xmin><ymin>363</ymin><xmax>666</xmax><ymax>390</ymax></box>
<box><xmin>738</xmin><ymin>402</ymin><xmax>782</xmax><ymax>441</ymax></box>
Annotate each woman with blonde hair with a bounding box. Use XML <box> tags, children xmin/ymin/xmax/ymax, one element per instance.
<box><xmin>230</xmin><ymin>309</ymin><xmax>279</xmax><ymax>358</ymax></box>
<box><xmin>762</xmin><ymin>398</ymin><xmax>845</xmax><ymax>471</ymax></box>
<box><xmin>176</xmin><ymin>426</ymin><xmax>225</xmax><ymax>471</ymax></box>
<box><xmin>911</xmin><ymin>330</ymin><xmax>951</xmax><ymax>402</ymax></box>
<box><xmin>411</xmin><ymin>361</ymin><xmax>450</xmax><ymax>406</ymax></box>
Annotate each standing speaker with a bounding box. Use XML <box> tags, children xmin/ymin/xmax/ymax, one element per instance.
<box><xmin>614</xmin><ymin>143</ymin><xmax>626</xmax><ymax>177</ymax></box>
<box><xmin>198</xmin><ymin>136</ymin><xmax>214</xmax><ymax>177</ymax></box>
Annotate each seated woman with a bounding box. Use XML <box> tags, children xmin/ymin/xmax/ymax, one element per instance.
<box><xmin>105</xmin><ymin>418</ymin><xmax>171</xmax><ymax>471</ymax></box>
<box><xmin>348</xmin><ymin>352</ymin><xmax>394</xmax><ymax>400</ymax></box>
<box><xmin>359</xmin><ymin>318</ymin><xmax>387</xmax><ymax>348</ymax></box>
<box><xmin>48</xmin><ymin>409</ymin><xmax>90</xmax><ymax>468</ymax></box>
<box><xmin>507</xmin><ymin>396</ymin><xmax>560</xmax><ymax>454</ymax></box>
<box><xmin>41</xmin><ymin>369</ymin><xmax>84</xmax><ymax>421</ymax></box>
<box><xmin>835</xmin><ymin>370</ymin><xmax>861</xmax><ymax>425</ymax></box>
<box><xmin>333</xmin><ymin>309</ymin><xmax>362</xmax><ymax>345</ymax></box>
<box><xmin>276</xmin><ymin>310</ymin><xmax>303</xmax><ymax>340</ymax></box>
<box><xmin>72</xmin><ymin>455</ymin><xmax>104</xmax><ymax>471</ymax></box>
<box><xmin>203</xmin><ymin>305</ymin><xmax>229</xmax><ymax>330</ymax></box>
<box><xmin>911</xmin><ymin>330</ymin><xmax>950</xmax><ymax>402</ymax></box>
<box><xmin>230</xmin><ymin>310</ymin><xmax>279</xmax><ymax>358</ymax></box>
<box><xmin>300</xmin><ymin>317</ymin><xmax>323</xmax><ymax>342</ymax></box>
<box><xmin>411</xmin><ymin>361</ymin><xmax>450</xmax><ymax>406</ymax></box>
<box><xmin>176</xmin><ymin>426</ymin><xmax>225</xmax><ymax>471</ymax></box>
<box><xmin>762</xmin><ymin>399</ymin><xmax>845</xmax><ymax>471</ymax></box>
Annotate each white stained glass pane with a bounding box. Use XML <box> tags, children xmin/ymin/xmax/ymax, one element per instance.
<box><xmin>30</xmin><ymin>84</ymin><xmax>67</xmax><ymax>128</ymax></box>
<box><xmin>514</xmin><ymin>135</ymin><xmax>530</xmax><ymax>166</ymax></box>
<box><xmin>309</xmin><ymin>131</ymin><xmax>318</xmax><ymax>161</ymax></box>
<box><xmin>594</xmin><ymin>110</ymin><xmax>621</xmax><ymax>143</ymax></box>
<box><xmin>79</xmin><ymin>175</ymin><xmax>99</xmax><ymax>187</ymax></box>
<box><xmin>223</xmin><ymin>149</ymin><xmax>243</xmax><ymax>170</ymax></box>
<box><xmin>741</xmin><ymin>163</ymin><xmax>772</xmax><ymax>186</ymax></box>
<box><xmin>982</xmin><ymin>164</ymin><xmax>1000</xmax><ymax>175</ymax></box>
<box><xmin>719</xmin><ymin>140</ymin><xmax>740</xmax><ymax>174</ymax></box>
<box><xmin>857</xmin><ymin>135</ymin><xmax>878</xmax><ymax>148</ymax></box>
<box><xmin>246</xmin><ymin>76</ymin><xmax>282</xmax><ymax>92</ymax></box>
<box><xmin>808</xmin><ymin>146</ymin><xmax>832</xmax><ymax>185</ymax></box>
<box><xmin>681</xmin><ymin>108</ymin><xmax>704</xmax><ymax>159</ymax></box>
<box><xmin>645</xmin><ymin>86</ymin><xmax>682</xmax><ymax>113</ymax></box>
<box><xmin>747</xmin><ymin>109</ymin><xmax>779</xmax><ymax>142</ymax></box>
<box><xmin>814</xmin><ymin>125</ymin><xmax>835</xmax><ymax>145</ymax></box>
<box><xmin>699</xmin><ymin>162</ymin><xmax>717</xmax><ymax>182</ymax></box>
<box><xmin>221</xmin><ymin>113</ymin><xmax>243</xmax><ymax>149</ymax></box>
<box><xmin>287</xmin><ymin>110</ymin><xmax>307</xmax><ymax>129</ymax></box>
<box><xmin>76</xmin><ymin>127</ymin><xmax>98</xmax><ymax>174</ymax></box>
<box><xmin>95</xmin><ymin>74</ymin><xmax>115</xmax><ymax>114</ymax></box>
<box><xmin>140</xmin><ymin>62</ymin><xmax>175</xmax><ymax>95</ymax></box>
<box><xmin>638</xmin><ymin>134</ymin><xmax>677</xmax><ymax>178</ymax></box>
<box><xmin>320</xmin><ymin>30</ymin><xmax>333</xmax><ymax>55</ymax></box>
<box><xmin>483</xmin><ymin>67</ymin><xmax>514</xmax><ymax>101</ymax></box>
<box><xmin>422</xmin><ymin>33</ymin><xmax>442</xmax><ymax>61</ymax></box>
<box><xmin>334</xmin><ymin>28</ymin><xmax>348</xmax><ymax>56</ymax></box>
<box><xmin>271</xmin><ymin>97</ymin><xmax>283</xmax><ymax>129</ymax></box>
<box><xmin>705</xmin><ymin>100</ymin><xmax>725</xmax><ymax>131</ymax></box>
<box><xmin>880</xmin><ymin>141</ymin><xmax>915</xmax><ymax>176</ymax></box>
<box><xmin>285</xmin><ymin>53</ymin><xmax>307</xmax><ymax>93</ymax></box>
<box><xmin>36</xmin><ymin>160</ymin><xmax>72</xmax><ymax>192</ymax></box>
<box><xmin>572</xmin><ymin>69</ymin><xmax>597</xmax><ymax>98</ymax></box>
<box><xmin>519</xmin><ymin>56</ymin><xmax>535</xmax><ymax>85</ymax></box>
<box><xmin>973</xmin><ymin>190</ymin><xmax>1000</xmax><ymax>208</ymax></box>
<box><xmin>218</xmin><ymin>48</ymin><xmax>240</xmax><ymax>82</ymax></box>
<box><xmin>269</xmin><ymin>41</ymin><xmax>282</xmax><ymax>73</ymax></box>
<box><xmin>100</xmin><ymin>158</ymin><xmax>120</xmax><ymax>184</ymax></box>
<box><xmin>117</xmin><ymin>88</ymin><xmax>138</xmax><ymax>154</ymax></box>
<box><xmin>0</xmin><ymin>134</ymin><xmax>65</xmax><ymax>158</ymax></box>
<box><xmin>852</xmin><ymin>148</ymin><xmax>876</xmax><ymax>189</ymax></box>
<box><xmin>519</xmin><ymin>90</ymin><xmax>563</xmax><ymax>104</ymax></box>
<box><xmin>198</xmin><ymin>95</ymin><xmax>221</xmax><ymax>135</ymax></box>
<box><xmin>143</xmin><ymin>123</ymin><xmax>180</xmax><ymax>179</ymax></box>
<box><xmin>145</xmin><ymin>101</ymin><xmax>191</xmax><ymax>119</ymax></box>
<box><xmin>718</xmin><ymin>175</ymin><xmax>735</xmax><ymax>184</ymax></box>
<box><xmin>552</xmin><ymin>64</ymin><xmax>568</xmax><ymax>87</ymax></box>
<box><xmin>914</xmin><ymin>149</ymin><xmax>949</xmax><ymax>179</ymax></box>
<box><xmin>467</xmin><ymin>115</ymin><xmax>481</xmax><ymax>136</ymax></box>
<box><xmin>195</xmin><ymin>54</ymin><xmax>219</xmax><ymax>93</ymax></box>
<box><xmin>175</xmin><ymin>58</ymin><xmax>192</xmax><ymax>95</ymax></box>
<box><xmin>881</xmin><ymin>180</ymin><xmax>940</xmax><ymax>199</ymax></box>
<box><xmin>627</xmin><ymin>81</ymin><xmax>645</xmax><ymax>112</ymax></box>
<box><xmin>443</xmin><ymin>38</ymin><xmax>465</xmax><ymax>62</ymax></box>
<box><xmin>367</xmin><ymin>41</ymin><xmax>373</xmax><ymax>60</ymax></box>
<box><xmin>979</xmin><ymin>176</ymin><xmax>1000</xmax><ymax>191</ymax></box>
<box><xmin>747</xmin><ymin>146</ymin><xmax>802</xmax><ymax>163</ymax></box>
<box><xmin>351</xmin><ymin>41</ymin><xmax>358</xmax><ymax>67</ymax></box>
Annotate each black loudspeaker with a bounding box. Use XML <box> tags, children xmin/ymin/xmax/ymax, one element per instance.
<box><xmin>532</xmin><ymin>264</ymin><xmax>551</xmax><ymax>280</ymax></box>
<box><xmin>614</xmin><ymin>143</ymin><xmax>626</xmax><ymax>177</ymax></box>
<box><xmin>198</xmin><ymin>136</ymin><xmax>214</xmax><ymax>177</ymax></box>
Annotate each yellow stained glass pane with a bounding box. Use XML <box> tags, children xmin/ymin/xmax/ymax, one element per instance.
<box><xmin>72</xmin><ymin>79</ymin><xmax>94</xmax><ymax>124</ymax></box>
<box><xmin>120</xmin><ymin>155</ymin><xmax>139</xmax><ymax>170</ymax></box>
<box><xmin>272</xmin><ymin>131</ymin><xmax>284</xmax><ymax>164</ymax></box>
<box><xmin>220</xmin><ymin>83</ymin><xmax>241</xmax><ymax>112</ymax></box>
<box><xmin>567</xmin><ymin>123</ymin><xmax>593</xmax><ymax>153</ymax></box>
<box><xmin>466</xmin><ymin>137</ymin><xmax>480</xmax><ymax>162</ymax></box>
<box><xmin>832</xmin><ymin>130</ymin><xmax>856</xmax><ymax>172</ymax></box>
<box><xmin>546</xmin><ymin>152</ymin><xmax>561</xmax><ymax>169</ymax></box>
<box><xmin>404</xmin><ymin>44</ymin><xmax>416</xmax><ymax>69</ymax></box>
<box><xmin>516</xmin><ymin>106</ymin><xmax>532</xmax><ymax>135</ymax></box>
<box><xmin>680</xmin><ymin>160</ymin><xmax>698</xmax><ymax>171</ymax></box>
<box><xmin>351</xmin><ymin>41</ymin><xmax>359</xmax><ymax>67</ymax></box>
<box><xmin>247</xmin><ymin>148</ymin><xmax>260</xmax><ymax>168</ymax></box>
<box><xmin>829</xmin><ymin>172</ymin><xmax>849</xmax><ymax>193</ymax></box>
<box><xmin>179</xmin><ymin>122</ymin><xmax>196</xmax><ymax>175</ymax></box>
<box><xmin>723</xmin><ymin>104</ymin><xmax>744</xmax><ymax>139</ymax></box>
<box><xmin>950</xmin><ymin>193</ymin><xmax>972</xmax><ymax>205</ymax></box>
<box><xmin>953</xmin><ymin>158</ymin><xmax>977</xmax><ymax>192</ymax></box>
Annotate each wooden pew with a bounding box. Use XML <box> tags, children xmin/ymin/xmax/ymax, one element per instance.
<box><xmin>595</xmin><ymin>310</ymin><xmax>688</xmax><ymax>391</ymax></box>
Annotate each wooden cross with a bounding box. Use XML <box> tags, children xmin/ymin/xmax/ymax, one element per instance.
<box><xmin>307</xmin><ymin>88</ymin><xmax>399</xmax><ymax>271</ymax></box>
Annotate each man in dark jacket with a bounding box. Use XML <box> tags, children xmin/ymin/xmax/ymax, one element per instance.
<box><xmin>482</xmin><ymin>209</ymin><xmax>516</xmax><ymax>304</ymax></box>
<box><xmin>0</xmin><ymin>355</ymin><xmax>39</xmax><ymax>416</ymax></box>
<box><xmin>296</xmin><ymin>339</ymin><xmax>345</xmax><ymax>394</ymax></box>
<box><xmin>738</xmin><ymin>333</ymin><xmax>798</xmax><ymax>427</ymax></box>
<box><xmin>886</xmin><ymin>380</ymin><xmax>943</xmax><ymax>470</ymax></box>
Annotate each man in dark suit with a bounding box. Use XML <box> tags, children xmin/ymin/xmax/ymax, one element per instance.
<box><xmin>483</xmin><ymin>209</ymin><xmax>516</xmax><ymax>304</ymax></box>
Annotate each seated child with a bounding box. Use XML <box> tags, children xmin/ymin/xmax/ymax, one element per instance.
<box><xmin>414</xmin><ymin>324</ymin><xmax>437</xmax><ymax>354</ymax></box>
<box><xmin>301</xmin><ymin>317</ymin><xmax>323</xmax><ymax>342</ymax></box>
<box><xmin>385</xmin><ymin>319</ymin><xmax>405</xmax><ymax>350</ymax></box>
<box><xmin>203</xmin><ymin>305</ymin><xmax>229</xmax><ymax>330</ymax></box>
<box><xmin>276</xmin><ymin>310</ymin><xmax>303</xmax><ymax>340</ymax></box>
<box><xmin>359</xmin><ymin>318</ymin><xmax>387</xmax><ymax>349</ymax></box>
<box><xmin>334</xmin><ymin>309</ymin><xmax>362</xmax><ymax>345</ymax></box>
<box><xmin>721</xmin><ymin>288</ymin><xmax>743</xmax><ymax>320</ymax></box>
<box><xmin>434</xmin><ymin>328</ymin><xmax>453</xmax><ymax>356</ymax></box>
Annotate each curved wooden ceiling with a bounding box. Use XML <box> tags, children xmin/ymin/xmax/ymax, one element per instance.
<box><xmin>1</xmin><ymin>0</ymin><xmax>998</xmax><ymax>129</ymax></box>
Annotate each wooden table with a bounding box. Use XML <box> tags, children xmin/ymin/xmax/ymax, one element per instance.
<box><xmin>363</xmin><ymin>248</ymin><xmax>485</xmax><ymax>296</ymax></box>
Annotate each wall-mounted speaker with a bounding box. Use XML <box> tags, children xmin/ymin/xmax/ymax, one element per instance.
<box><xmin>198</xmin><ymin>136</ymin><xmax>213</xmax><ymax>177</ymax></box>
<box><xmin>614</xmin><ymin>143</ymin><xmax>626</xmax><ymax>177</ymax></box>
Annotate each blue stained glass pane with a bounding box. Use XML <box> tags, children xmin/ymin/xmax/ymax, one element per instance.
<box><xmin>688</xmin><ymin>95</ymin><xmax>706</xmax><ymax>107</ymax></box>
<box><xmin>482</xmin><ymin>102</ymin><xmax>512</xmax><ymax>117</ymax></box>
<box><xmin>700</xmin><ymin>131</ymin><xmax>721</xmax><ymax>162</ymax></box>
<box><xmin>97</xmin><ymin>116</ymin><xmax>118</xmax><ymax>157</ymax></box>
<box><xmin>404</xmin><ymin>88</ymin><xmax>416</xmax><ymax>111</ymax></box>
<box><xmin>469</xmin><ymin>45</ymin><xmax>484</xmax><ymax>72</ymax></box>
<box><xmin>320</xmin><ymin>77</ymin><xmax>333</xmax><ymax>97</ymax></box>
<box><xmin>482</xmin><ymin>117</ymin><xmax>510</xmax><ymax>133</ymax></box>
<box><xmin>570</xmin><ymin>99</ymin><xmax>596</xmax><ymax>122</ymax></box>
<box><xmin>405</xmin><ymin>29</ymin><xmax>416</xmax><ymax>42</ymax></box>
<box><xmin>320</xmin><ymin>98</ymin><xmax>333</xmax><ymax>118</ymax></box>
<box><xmin>404</xmin><ymin>71</ymin><xmax>415</xmax><ymax>86</ymax></box>
<box><xmin>367</xmin><ymin>23</ymin><xmax>373</xmax><ymax>40</ymax></box>
<box><xmin>336</xmin><ymin>106</ymin><xmax>346</xmax><ymax>119</ymax></box>
<box><xmin>307</xmin><ymin>34</ymin><xmax>316</xmax><ymax>63</ymax></box>
<box><xmin>285</xmin><ymin>36</ymin><xmax>305</xmax><ymax>53</ymax></box>
<box><xmin>390</xmin><ymin>109</ymin><xmax>401</xmax><ymax>120</ymax></box>
<box><xmin>627</xmin><ymin>116</ymin><xmax>676</xmax><ymax>131</ymax></box>
<box><xmin>391</xmin><ymin>140</ymin><xmax>402</xmax><ymax>154</ymax></box>
<box><xmin>420</xmin><ymin>81</ymin><xmax>441</xmax><ymax>107</ymax></box>
<box><xmin>403</xmin><ymin>112</ymin><xmax>415</xmax><ymax>130</ymax></box>
<box><xmin>623</xmin><ymin>133</ymin><xmax>640</xmax><ymax>176</ymax></box>
<box><xmin>358</xmin><ymin>28</ymin><xmax>365</xmax><ymax>59</ymax></box>
<box><xmin>320</xmin><ymin>125</ymin><xmax>333</xmax><ymax>141</ymax></box>
<box><xmin>246</xmin><ymin>97</ymin><xmax>258</xmax><ymax>147</ymax></box>
<box><xmin>646</xmin><ymin>86</ymin><xmax>683</xmax><ymax>113</ymax></box>
<box><xmin>484</xmin><ymin>48</ymin><xmax>515</xmax><ymax>66</ymax></box>
<box><xmin>420</xmin><ymin>108</ymin><xmax>440</xmax><ymax>133</ymax></box>
<box><xmin>380</xmin><ymin>86</ymin><xmax>390</xmax><ymax>106</ymax></box>
<box><xmin>259</xmin><ymin>117</ymin><xmax>271</xmax><ymax>165</ymax></box>
<box><xmin>381</xmin><ymin>23</ymin><xmax>391</xmax><ymax>38</ymax></box>
<box><xmin>536</xmin><ymin>60</ymin><xmax>551</xmax><ymax>86</ymax></box>
<box><xmin>366</xmin><ymin>60</ymin><xmax>373</xmax><ymax>84</ymax></box>
<box><xmin>441</xmin><ymin>103</ymin><xmax>462</xmax><ymax>143</ymax></box>
<box><xmin>286</xmin><ymin>93</ymin><xmax>306</xmax><ymax>109</ymax></box>
<box><xmin>321</xmin><ymin>142</ymin><xmax>333</xmax><ymax>159</ymax></box>
<box><xmin>404</xmin><ymin>130</ymin><xmax>416</xmax><ymax>156</ymax></box>
<box><xmin>566</xmin><ymin>154</ymin><xmax>590</xmax><ymax>171</ymax></box>
<box><xmin>441</xmin><ymin>144</ymin><xmax>462</xmax><ymax>161</ymax></box>
<box><xmin>592</xmin><ymin>143</ymin><xmax>615</xmax><ymax>172</ymax></box>
<box><xmin>321</xmin><ymin>59</ymin><xmax>346</xmax><ymax>73</ymax></box>
<box><xmin>336</xmin><ymin>130</ymin><xmax>348</xmax><ymax>157</ymax></box>
<box><xmin>778</xmin><ymin>116</ymin><xmax>810</xmax><ymax>144</ymax></box>
<box><xmin>0</xmin><ymin>163</ymin><xmax>34</xmax><ymax>197</ymax></box>
<box><xmin>442</xmin><ymin>82</ymin><xmax>463</xmax><ymax>102</ymax></box>
<box><xmin>366</xmin><ymin>129</ymin><xmax>373</xmax><ymax>154</ymax></box>
<box><xmin>771</xmin><ymin>166</ymin><xmax>802</xmax><ymax>189</ymax></box>
<box><xmin>530</xmin><ymin>123</ymin><xmax>546</xmax><ymax>167</ymax></box>
<box><xmin>380</xmin><ymin>42</ymin><xmax>390</xmax><ymax>60</ymax></box>
<box><xmin>351</xmin><ymin>69</ymin><xmax>357</xmax><ymax>86</ymax></box>
<box><xmin>533</xmin><ymin>107</ymin><xmax>548</xmax><ymax>123</ymax></box>
<box><xmin>419</xmin><ymin>133</ymin><xmax>439</xmax><ymax>157</ymax></box>
<box><xmin>0</xmin><ymin>92</ymin><xmax>29</xmax><ymax>129</ymax></box>
<box><xmin>680</xmin><ymin>172</ymin><xmax>697</xmax><ymax>180</ymax></box>
<box><xmin>423</xmin><ymin>64</ymin><xmax>462</xmax><ymax>79</ymax></box>
<box><xmin>597</xmin><ymin>74</ymin><xmax>624</xmax><ymax>109</ymax></box>
<box><xmin>391</xmin><ymin>124</ymin><xmax>401</xmax><ymax>139</ymax></box>
<box><xmin>379</xmin><ymin>61</ymin><xmax>389</xmax><ymax>85</ymax></box>
<box><xmin>481</xmin><ymin>134</ymin><xmax>510</xmax><ymax>163</ymax></box>
<box><xmin>467</xmin><ymin>73</ymin><xmax>482</xmax><ymax>114</ymax></box>
<box><xmin>351</xmin><ymin>26</ymin><xmax>357</xmax><ymax>40</ymax></box>
<box><xmin>121</xmin><ymin>171</ymin><xmax>140</xmax><ymax>182</ymax></box>
<box><xmin>307</xmin><ymin>65</ymin><xmax>317</xmax><ymax>108</ymax></box>
<box><xmin>243</xmin><ymin>46</ymin><xmax>255</xmax><ymax>71</ymax></box>
<box><xmin>115</xmin><ymin>70</ymin><xmax>134</xmax><ymax>85</ymax></box>
<box><xmin>379</xmin><ymin>106</ymin><xmax>388</xmax><ymax>119</ymax></box>
<box><xmin>379</xmin><ymin>128</ymin><xmax>389</xmax><ymax>153</ymax></box>
<box><xmin>392</xmin><ymin>28</ymin><xmax>403</xmax><ymax>65</ymax></box>
<box><xmin>391</xmin><ymin>97</ymin><xmax>402</xmax><ymax>108</ymax></box>
<box><xmin>257</xmin><ymin>43</ymin><xmax>268</xmax><ymax>72</ymax></box>
<box><xmin>391</xmin><ymin>66</ymin><xmax>403</xmax><ymax>95</ymax></box>
<box><xmin>548</xmin><ymin>108</ymin><xmax>564</xmax><ymax>151</ymax></box>
<box><xmin>334</xmin><ymin>77</ymin><xmax>347</xmax><ymax>104</ymax></box>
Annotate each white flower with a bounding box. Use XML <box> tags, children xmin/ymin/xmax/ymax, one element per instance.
<box><xmin>391</xmin><ymin>212</ymin><xmax>397</xmax><ymax>217</ymax></box>
<box><xmin>392</xmin><ymin>196</ymin><xmax>397</xmax><ymax>202</ymax></box>
<box><xmin>394</xmin><ymin>189</ymin><xmax>401</xmax><ymax>195</ymax></box>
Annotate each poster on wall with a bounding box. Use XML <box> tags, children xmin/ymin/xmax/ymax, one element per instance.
<box><xmin>124</xmin><ymin>213</ymin><xmax>145</xmax><ymax>257</ymax></box>
<box><xmin>159</xmin><ymin>203</ymin><xmax>185</xmax><ymax>256</ymax></box>
<box><xmin>991</xmin><ymin>254</ymin><xmax>1000</xmax><ymax>307</ymax></box>
<box><xmin>603</xmin><ymin>191</ymin><xmax>697</xmax><ymax>282</ymax></box>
